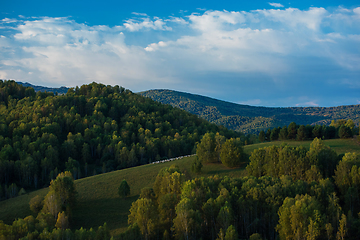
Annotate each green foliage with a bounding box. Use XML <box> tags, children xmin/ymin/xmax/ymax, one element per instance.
<box><xmin>279</xmin><ymin>126</ymin><xmax>288</xmax><ymax>140</ymax></box>
<box><xmin>259</xmin><ymin>130</ymin><xmax>265</xmax><ymax>142</ymax></box>
<box><xmin>3</xmin><ymin>140</ymin><xmax>360</xmax><ymax>239</ymax></box>
<box><xmin>191</xmin><ymin>156</ymin><xmax>203</xmax><ymax>174</ymax></box>
<box><xmin>247</xmin><ymin>138</ymin><xmax>339</xmax><ymax>181</ymax></box>
<box><xmin>246</xmin><ymin>148</ymin><xmax>267</xmax><ymax>178</ymax></box>
<box><xmin>296</xmin><ymin>125</ymin><xmax>306</xmax><ymax>141</ymax></box>
<box><xmin>277</xmin><ymin>194</ymin><xmax>323</xmax><ymax>240</ymax></box>
<box><xmin>55</xmin><ymin>211</ymin><xmax>69</xmax><ymax>230</ymax></box>
<box><xmin>196</xmin><ymin>133</ymin><xmax>218</xmax><ymax>163</ymax></box>
<box><xmin>249</xmin><ymin>233</ymin><xmax>262</xmax><ymax>240</ymax></box>
<box><xmin>287</xmin><ymin>122</ymin><xmax>297</xmax><ymax>139</ymax></box>
<box><xmin>42</xmin><ymin>171</ymin><xmax>76</xmax><ymax>222</ymax></box>
<box><xmin>220</xmin><ymin>138</ymin><xmax>246</xmax><ymax>168</ymax></box>
<box><xmin>339</xmin><ymin>125</ymin><xmax>352</xmax><ymax>139</ymax></box>
<box><xmin>118</xmin><ymin>180</ymin><xmax>130</xmax><ymax>198</ymax></box>
<box><xmin>336</xmin><ymin>214</ymin><xmax>347</xmax><ymax>240</ymax></box>
<box><xmin>29</xmin><ymin>195</ymin><xmax>43</xmax><ymax>214</ymax></box>
<box><xmin>139</xmin><ymin>89</ymin><xmax>360</xmax><ymax>134</ymax></box>
<box><xmin>224</xmin><ymin>225</ymin><xmax>238</xmax><ymax>240</ymax></box>
<box><xmin>128</xmin><ymin>197</ymin><xmax>157</xmax><ymax>240</ymax></box>
<box><xmin>0</xmin><ymin>81</ymin><xmax>239</xmax><ymax>196</ymax></box>
<box><xmin>334</xmin><ymin>152</ymin><xmax>360</xmax><ymax>215</ymax></box>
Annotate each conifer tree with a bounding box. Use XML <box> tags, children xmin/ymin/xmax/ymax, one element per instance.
<box><xmin>118</xmin><ymin>179</ymin><xmax>130</xmax><ymax>198</ymax></box>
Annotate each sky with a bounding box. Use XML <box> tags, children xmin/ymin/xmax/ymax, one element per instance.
<box><xmin>0</xmin><ymin>0</ymin><xmax>360</xmax><ymax>107</ymax></box>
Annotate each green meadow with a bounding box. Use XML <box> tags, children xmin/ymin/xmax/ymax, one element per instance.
<box><xmin>0</xmin><ymin>138</ymin><xmax>358</xmax><ymax>237</ymax></box>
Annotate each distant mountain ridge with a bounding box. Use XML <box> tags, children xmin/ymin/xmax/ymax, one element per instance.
<box><xmin>17</xmin><ymin>81</ymin><xmax>69</xmax><ymax>95</ymax></box>
<box><xmin>139</xmin><ymin>89</ymin><xmax>360</xmax><ymax>134</ymax></box>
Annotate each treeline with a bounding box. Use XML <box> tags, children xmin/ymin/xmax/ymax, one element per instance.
<box><xmin>0</xmin><ymin>80</ymin><xmax>239</xmax><ymax>199</ymax></box>
<box><xmin>258</xmin><ymin>120</ymin><xmax>358</xmax><ymax>142</ymax></box>
<box><xmin>123</xmin><ymin>139</ymin><xmax>360</xmax><ymax>240</ymax></box>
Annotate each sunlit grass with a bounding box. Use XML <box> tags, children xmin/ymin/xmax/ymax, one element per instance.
<box><xmin>243</xmin><ymin>138</ymin><xmax>360</xmax><ymax>155</ymax></box>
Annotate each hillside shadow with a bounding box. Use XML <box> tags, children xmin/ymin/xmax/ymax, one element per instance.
<box><xmin>72</xmin><ymin>195</ymin><xmax>139</xmax><ymax>234</ymax></box>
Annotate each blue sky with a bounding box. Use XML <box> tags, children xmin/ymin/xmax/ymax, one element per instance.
<box><xmin>1</xmin><ymin>0</ymin><xmax>360</xmax><ymax>107</ymax></box>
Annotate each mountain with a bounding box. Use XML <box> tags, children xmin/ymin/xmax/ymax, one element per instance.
<box><xmin>17</xmin><ymin>81</ymin><xmax>69</xmax><ymax>95</ymax></box>
<box><xmin>139</xmin><ymin>89</ymin><xmax>360</xmax><ymax>134</ymax></box>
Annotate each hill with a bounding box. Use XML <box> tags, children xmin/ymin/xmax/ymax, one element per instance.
<box><xmin>0</xmin><ymin>80</ymin><xmax>239</xmax><ymax>201</ymax></box>
<box><xmin>1</xmin><ymin>138</ymin><xmax>358</xmax><ymax>237</ymax></box>
<box><xmin>139</xmin><ymin>89</ymin><xmax>360</xmax><ymax>134</ymax></box>
<box><xmin>17</xmin><ymin>81</ymin><xmax>69</xmax><ymax>95</ymax></box>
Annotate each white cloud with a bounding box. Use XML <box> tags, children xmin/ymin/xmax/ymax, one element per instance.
<box><xmin>268</xmin><ymin>3</ymin><xmax>284</xmax><ymax>8</ymax></box>
<box><xmin>354</xmin><ymin>7</ymin><xmax>360</xmax><ymax>15</ymax></box>
<box><xmin>124</xmin><ymin>18</ymin><xmax>171</xmax><ymax>31</ymax></box>
<box><xmin>258</xmin><ymin>7</ymin><xmax>327</xmax><ymax>31</ymax></box>
<box><xmin>239</xmin><ymin>99</ymin><xmax>262</xmax><ymax>105</ymax></box>
<box><xmin>0</xmin><ymin>6</ymin><xmax>360</xmax><ymax>106</ymax></box>
<box><xmin>131</xmin><ymin>12</ymin><xmax>148</xmax><ymax>16</ymax></box>
<box><xmin>1</xmin><ymin>18</ymin><xmax>18</xmax><ymax>23</ymax></box>
<box><xmin>167</xmin><ymin>16</ymin><xmax>188</xmax><ymax>25</ymax></box>
<box><xmin>295</xmin><ymin>101</ymin><xmax>319</xmax><ymax>107</ymax></box>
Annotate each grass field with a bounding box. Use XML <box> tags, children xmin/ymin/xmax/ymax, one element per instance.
<box><xmin>243</xmin><ymin>138</ymin><xmax>360</xmax><ymax>155</ymax></box>
<box><xmin>0</xmin><ymin>138</ymin><xmax>358</xmax><ymax>237</ymax></box>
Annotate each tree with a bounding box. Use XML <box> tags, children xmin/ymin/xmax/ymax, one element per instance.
<box><xmin>215</xmin><ymin>133</ymin><xmax>226</xmax><ymax>162</ymax></box>
<box><xmin>118</xmin><ymin>179</ymin><xmax>130</xmax><ymax>198</ymax></box>
<box><xmin>277</xmin><ymin>194</ymin><xmax>323</xmax><ymax>240</ymax></box>
<box><xmin>173</xmin><ymin>197</ymin><xmax>201</xmax><ymax>240</ymax></box>
<box><xmin>128</xmin><ymin>198</ymin><xmax>157</xmax><ymax>240</ymax></box>
<box><xmin>55</xmin><ymin>211</ymin><xmax>69</xmax><ymax>230</ymax></box>
<box><xmin>312</xmin><ymin>125</ymin><xmax>322</xmax><ymax>139</ymax></box>
<box><xmin>270</xmin><ymin>127</ymin><xmax>279</xmax><ymax>141</ymax></box>
<box><xmin>336</xmin><ymin>214</ymin><xmax>347</xmax><ymax>240</ymax></box>
<box><xmin>334</xmin><ymin>152</ymin><xmax>360</xmax><ymax>195</ymax></box>
<box><xmin>279</xmin><ymin>126</ymin><xmax>288</xmax><ymax>140</ymax></box>
<box><xmin>224</xmin><ymin>225</ymin><xmax>238</xmax><ymax>240</ymax></box>
<box><xmin>196</xmin><ymin>133</ymin><xmax>217</xmax><ymax>163</ymax></box>
<box><xmin>246</xmin><ymin>148</ymin><xmax>266</xmax><ymax>177</ymax></box>
<box><xmin>191</xmin><ymin>157</ymin><xmax>203</xmax><ymax>174</ymax></box>
<box><xmin>307</xmin><ymin>138</ymin><xmax>338</xmax><ymax>178</ymax></box>
<box><xmin>220</xmin><ymin>138</ymin><xmax>246</xmax><ymax>168</ymax></box>
<box><xmin>217</xmin><ymin>202</ymin><xmax>233</xmax><ymax>231</ymax></box>
<box><xmin>287</xmin><ymin>122</ymin><xmax>297</xmax><ymax>139</ymax></box>
<box><xmin>29</xmin><ymin>195</ymin><xmax>43</xmax><ymax>214</ymax></box>
<box><xmin>259</xmin><ymin>130</ymin><xmax>265</xmax><ymax>142</ymax></box>
<box><xmin>249</xmin><ymin>233</ymin><xmax>262</xmax><ymax>240</ymax></box>
<box><xmin>296</xmin><ymin>125</ymin><xmax>306</xmax><ymax>141</ymax></box>
<box><xmin>338</xmin><ymin>125</ymin><xmax>352</xmax><ymax>139</ymax></box>
<box><xmin>43</xmin><ymin>171</ymin><xmax>76</xmax><ymax>219</ymax></box>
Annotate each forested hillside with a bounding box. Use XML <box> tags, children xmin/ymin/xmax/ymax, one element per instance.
<box><xmin>0</xmin><ymin>80</ymin><xmax>239</xmax><ymax>199</ymax></box>
<box><xmin>1</xmin><ymin>138</ymin><xmax>360</xmax><ymax>239</ymax></box>
<box><xmin>139</xmin><ymin>89</ymin><xmax>360</xmax><ymax>134</ymax></box>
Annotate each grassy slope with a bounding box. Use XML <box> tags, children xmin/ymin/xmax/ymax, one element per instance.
<box><xmin>0</xmin><ymin>139</ymin><xmax>358</xmax><ymax>237</ymax></box>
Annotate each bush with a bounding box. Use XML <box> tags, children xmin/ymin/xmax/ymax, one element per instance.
<box><xmin>29</xmin><ymin>195</ymin><xmax>43</xmax><ymax>214</ymax></box>
<box><xmin>191</xmin><ymin>157</ymin><xmax>203</xmax><ymax>174</ymax></box>
<box><xmin>118</xmin><ymin>179</ymin><xmax>130</xmax><ymax>198</ymax></box>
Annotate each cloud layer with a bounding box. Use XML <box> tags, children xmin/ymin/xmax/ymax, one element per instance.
<box><xmin>0</xmin><ymin>6</ymin><xmax>359</xmax><ymax>106</ymax></box>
